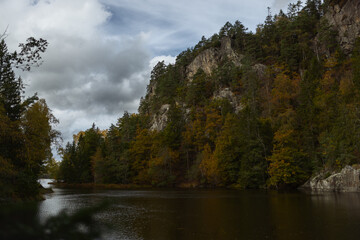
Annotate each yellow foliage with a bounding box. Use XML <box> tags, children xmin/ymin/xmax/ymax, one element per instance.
<box><xmin>130</xmin><ymin>128</ymin><xmax>153</xmax><ymax>183</ymax></box>
<box><xmin>199</xmin><ymin>144</ymin><xmax>220</xmax><ymax>185</ymax></box>
<box><xmin>339</xmin><ymin>71</ymin><xmax>355</xmax><ymax>98</ymax></box>
<box><xmin>73</xmin><ymin>129</ymin><xmax>107</xmax><ymax>143</ymax></box>
<box><xmin>182</xmin><ymin>110</ymin><xmax>207</xmax><ymax>151</ymax></box>
<box><xmin>73</xmin><ymin>131</ymin><xmax>85</xmax><ymax>143</ymax></box>
<box><xmin>323</xmin><ymin>54</ymin><xmax>338</xmax><ymax>68</ymax></box>
<box><xmin>205</xmin><ymin>107</ymin><xmax>222</xmax><ymax>142</ymax></box>
<box><xmin>22</xmin><ymin>99</ymin><xmax>54</xmax><ymax>168</ymax></box>
<box><xmin>271</xmin><ymin>71</ymin><xmax>300</xmax><ymax>114</ymax></box>
<box><xmin>268</xmin><ymin>129</ymin><xmax>307</xmax><ymax>187</ymax></box>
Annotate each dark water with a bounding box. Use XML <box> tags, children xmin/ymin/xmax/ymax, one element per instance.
<box><xmin>37</xmin><ymin>179</ymin><xmax>360</xmax><ymax>240</ymax></box>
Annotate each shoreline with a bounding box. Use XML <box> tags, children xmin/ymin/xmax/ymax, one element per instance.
<box><xmin>50</xmin><ymin>182</ymin><xmax>153</xmax><ymax>190</ymax></box>
<box><xmin>49</xmin><ymin>181</ymin><xmax>268</xmax><ymax>191</ymax></box>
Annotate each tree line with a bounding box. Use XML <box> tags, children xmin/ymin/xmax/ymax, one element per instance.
<box><xmin>57</xmin><ymin>0</ymin><xmax>360</xmax><ymax>189</ymax></box>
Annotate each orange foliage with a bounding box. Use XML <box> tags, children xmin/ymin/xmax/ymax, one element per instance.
<box><xmin>267</xmin><ymin>129</ymin><xmax>307</xmax><ymax>187</ymax></box>
<box><xmin>199</xmin><ymin>144</ymin><xmax>220</xmax><ymax>185</ymax></box>
<box><xmin>271</xmin><ymin>71</ymin><xmax>300</xmax><ymax>114</ymax></box>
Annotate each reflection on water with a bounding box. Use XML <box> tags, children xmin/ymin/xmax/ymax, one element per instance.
<box><xmin>38</xmin><ymin>178</ymin><xmax>53</xmax><ymax>189</ymax></box>
<box><xmin>37</xmin><ymin>179</ymin><xmax>360</xmax><ymax>240</ymax></box>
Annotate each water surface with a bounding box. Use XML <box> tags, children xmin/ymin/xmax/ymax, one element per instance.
<box><xmin>38</xmin><ymin>179</ymin><xmax>360</xmax><ymax>240</ymax></box>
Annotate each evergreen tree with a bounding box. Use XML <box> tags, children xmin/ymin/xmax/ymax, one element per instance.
<box><xmin>0</xmin><ymin>37</ymin><xmax>55</xmax><ymax>199</ymax></box>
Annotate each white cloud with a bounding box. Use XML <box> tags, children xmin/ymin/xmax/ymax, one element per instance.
<box><xmin>0</xmin><ymin>0</ymin><xmax>299</xmax><ymax>159</ymax></box>
<box><xmin>272</xmin><ymin>0</ymin><xmax>300</xmax><ymax>12</ymax></box>
<box><xmin>101</xmin><ymin>0</ymin><xmax>271</xmax><ymax>55</ymax></box>
<box><xmin>150</xmin><ymin>55</ymin><xmax>176</xmax><ymax>68</ymax></box>
<box><xmin>0</xmin><ymin>0</ymin><xmax>151</xmax><ymax>150</ymax></box>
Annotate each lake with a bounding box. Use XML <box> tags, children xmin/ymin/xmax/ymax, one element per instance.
<box><xmin>37</xmin><ymin>179</ymin><xmax>360</xmax><ymax>240</ymax></box>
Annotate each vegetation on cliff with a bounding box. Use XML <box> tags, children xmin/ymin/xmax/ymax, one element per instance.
<box><xmin>58</xmin><ymin>0</ymin><xmax>360</xmax><ymax>189</ymax></box>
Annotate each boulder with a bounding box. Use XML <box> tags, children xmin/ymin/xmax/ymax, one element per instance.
<box><xmin>301</xmin><ymin>165</ymin><xmax>360</xmax><ymax>192</ymax></box>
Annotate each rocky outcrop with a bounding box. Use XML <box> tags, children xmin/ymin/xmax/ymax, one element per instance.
<box><xmin>301</xmin><ymin>165</ymin><xmax>360</xmax><ymax>192</ymax></box>
<box><xmin>148</xmin><ymin>38</ymin><xmax>245</xmax><ymax>131</ymax></box>
<box><xmin>220</xmin><ymin>37</ymin><xmax>243</xmax><ymax>63</ymax></box>
<box><xmin>147</xmin><ymin>80</ymin><xmax>157</xmax><ymax>99</ymax></box>
<box><xmin>186</xmin><ymin>48</ymin><xmax>218</xmax><ymax>80</ymax></box>
<box><xmin>186</xmin><ymin>37</ymin><xmax>243</xmax><ymax>81</ymax></box>
<box><xmin>213</xmin><ymin>88</ymin><xmax>243</xmax><ymax>113</ymax></box>
<box><xmin>325</xmin><ymin>0</ymin><xmax>360</xmax><ymax>53</ymax></box>
<box><xmin>150</xmin><ymin>104</ymin><xmax>170</xmax><ymax>131</ymax></box>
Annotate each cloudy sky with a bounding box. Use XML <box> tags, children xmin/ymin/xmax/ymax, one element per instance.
<box><xmin>0</xmin><ymin>0</ymin><xmax>296</xmax><ymax>158</ymax></box>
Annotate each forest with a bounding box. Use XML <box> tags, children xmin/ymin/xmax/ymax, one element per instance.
<box><xmin>55</xmin><ymin>0</ymin><xmax>360</xmax><ymax>189</ymax></box>
<box><xmin>1</xmin><ymin>0</ymin><xmax>360</xmax><ymax>201</ymax></box>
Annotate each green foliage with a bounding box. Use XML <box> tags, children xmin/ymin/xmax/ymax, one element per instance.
<box><xmin>162</xmin><ymin>105</ymin><xmax>185</xmax><ymax>149</ymax></box>
<box><xmin>0</xmin><ymin>37</ymin><xmax>57</xmax><ymax>200</ymax></box>
<box><xmin>318</xmin><ymin>18</ymin><xmax>338</xmax><ymax>53</ymax></box>
<box><xmin>44</xmin><ymin>158</ymin><xmax>59</xmax><ymax>179</ymax></box>
<box><xmin>129</xmin><ymin>128</ymin><xmax>153</xmax><ymax>184</ymax></box>
<box><xmin>58</xmin><ymin>124</ymin><xmax>103</xmax><ymax>183</ymax></box>
<box><xmin>185</xmin><ymin>69</ymin><xmax>213</xmax><ymax>106</ymax></box>
<box><xmin>268</xmin><ymin>129</ymin><xmax>309</xmax><ymax>188</ymax></box>
<box><xmin>352</xmin><ymin>38</ymin><xmax>360</xmax><ymax>89</ymax></box>
<box><xmin>57</xmin><ymin>0</ymin><xmax>360</xmax><ymax>189</ymax></box>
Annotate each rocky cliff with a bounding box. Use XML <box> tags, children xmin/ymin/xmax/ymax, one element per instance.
<box><xmin>149</xmin><ymin>104</ymin><xmax>170</xmax><ymax>131</ymax></box>
<box><xmin>149</xmin><ymin>37</ymin><xmax>244</xmax><ymax>131</ymax></box>
<box><xmin>186</xmin><ymin>37</ymin><xmax>243</xmax><ymax>81</ymax></box>
<box><xmin>325</xmin><ymin>0</ymin><xmax>360</xmax><ymax>53</ymax></box>
<box><xmin>147</xmin><ymin>0</ymin><xmax>360</xmax><ymax>133</ymax></box>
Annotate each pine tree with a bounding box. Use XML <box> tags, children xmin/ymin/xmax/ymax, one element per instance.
<box><xmin>0</xmin><ymin>37</ymin><xmax>53</xmax><ymax>199</ymax></box>
<box><xmin>0</xmin><ymin>39</ymin><xmax>23</xmax><ymax>121</ymax></box>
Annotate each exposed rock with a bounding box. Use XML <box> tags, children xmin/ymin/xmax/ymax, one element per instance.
<box><xmin>186</xmin><ymin>37</ymin><xmax>243</xmax><ymax>81</ymax></box>
<box><xmin>148</xmin><ymin>38</ymin><xmax>249</xmax><ymax>131</ymax></box>
<box><xmin>147</xmin><ymin>80</ymin><xmax>156</xmax><ymax>98</ymax></box>
<box><xmin>213</xmin><ymin>88</ymin><xmax>243</xmax><ymax>113</ymax></box>
<box><xmin>150</xmin><ymin>104</ymin><xmax>170</xmax><ymax>131</ymax></box>
<box><xmin>253</xmin><ymin>64</ymin><xmax>267</xmax><ymax>78</ymax></box>
<box><xmin>325</xmin><ymin>0</ymin><xmax>360</xmax><ymax>53</ymax></box>
<box><xmin>219</xmin><ymin>37</ymin><xmax>243</xmax><ymax>64</ymax></box>
<box><xmin>186</xmin><ymin>48</ymin><xmax>218</xmax><ymax>80</ymax></box>
<box><xmin>301</xmin><ymin>165</ymin><xmax>360</xmax><ymax>192</ymax></box>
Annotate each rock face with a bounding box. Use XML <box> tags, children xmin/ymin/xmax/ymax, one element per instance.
<box><xmin>186</xmin><ymin>37</ymin><xmax>243</xmax><ymax>81</ymax></box>
<box><xmin>302</xmin><ymin>166</ymin><xmax>360</xmax><ymax>192</ymax></box>
<box><xmin>150</xmin><ymin>104</ymin><xmax>170</xmax><ymax>131</ymax></box>
<box><xmin>147</xmin><ymin>81</ymin><xmax>156</xmax><ymax>99</ymax></box>
<box><xmin>213</xmin><ymin>88</ymin><xmax>243</xmax><ymax>113</ymax></box>
<box><xmin>325</xmin><ymin>0</ymin><xmax>360</xmax><ymax>53</ymax></box>
<box><xmin>149</xmin><ymin>37</ymin><xmax>245</xmax><ymax>131</ymax></box>
<box><xmin>186</xmin><ymin>48</ymin><xmax>218</xmax><ymax>80</ymax></box>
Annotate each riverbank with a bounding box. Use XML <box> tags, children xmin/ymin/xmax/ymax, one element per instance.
<box><xmin>49</xmin><ymin>182</ymin><xmax>269</xmax><ymax>192</ymax></box>
<box><xmin>50</xmin><ymin>182</ymin><xmax>153</xmax><ymax>190</ymax></box>
<box><xmin>50</xmin><ymin>181</ymin><xmax>250</xmax><ymax>190</ymax></box>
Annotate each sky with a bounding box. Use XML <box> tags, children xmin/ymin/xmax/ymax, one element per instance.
<box><xmin>0</xmin><ymin>0</ymin><xmax>297</xmax><ymax>159</ymax></box>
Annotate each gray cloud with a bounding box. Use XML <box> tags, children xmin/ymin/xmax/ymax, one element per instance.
<box><xmin>101</xmin><ymin>0</ymin><xmax>271</xmax><ymax>55</ymax></box>
<box><xmin>26</xmin><ymin>37</ymin><xmax>150</xmax><ymax>112</ymax></box>
<box><xmin>272</xmin><ymin>0</ymin><xmax>300</xmax><ymax>12</ymax></box>
<box><xmin>0</xmin><ymin>0</ymin><xmax>153</xmax><ymax>147</ymax></box>
<box><xmin>0</xmin><ymin>0</ymin><xmax>294</xmax><ymax>158</ymax></box>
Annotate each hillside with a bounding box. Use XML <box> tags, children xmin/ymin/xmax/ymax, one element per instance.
<box><xmin>58</xmin><ymin>0</ymin><xmax>360</xmax><ymax>189</ymax></box>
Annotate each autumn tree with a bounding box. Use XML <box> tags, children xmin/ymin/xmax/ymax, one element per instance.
<box><xmin>0</xmin><ymin>36</ymin><xmax>56</xmax><ymax>199</ymax></box>
<box><xmin>129</xmin><ymin>128</ymin><xmax>153</xmax><ymax>184</ymax></box>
